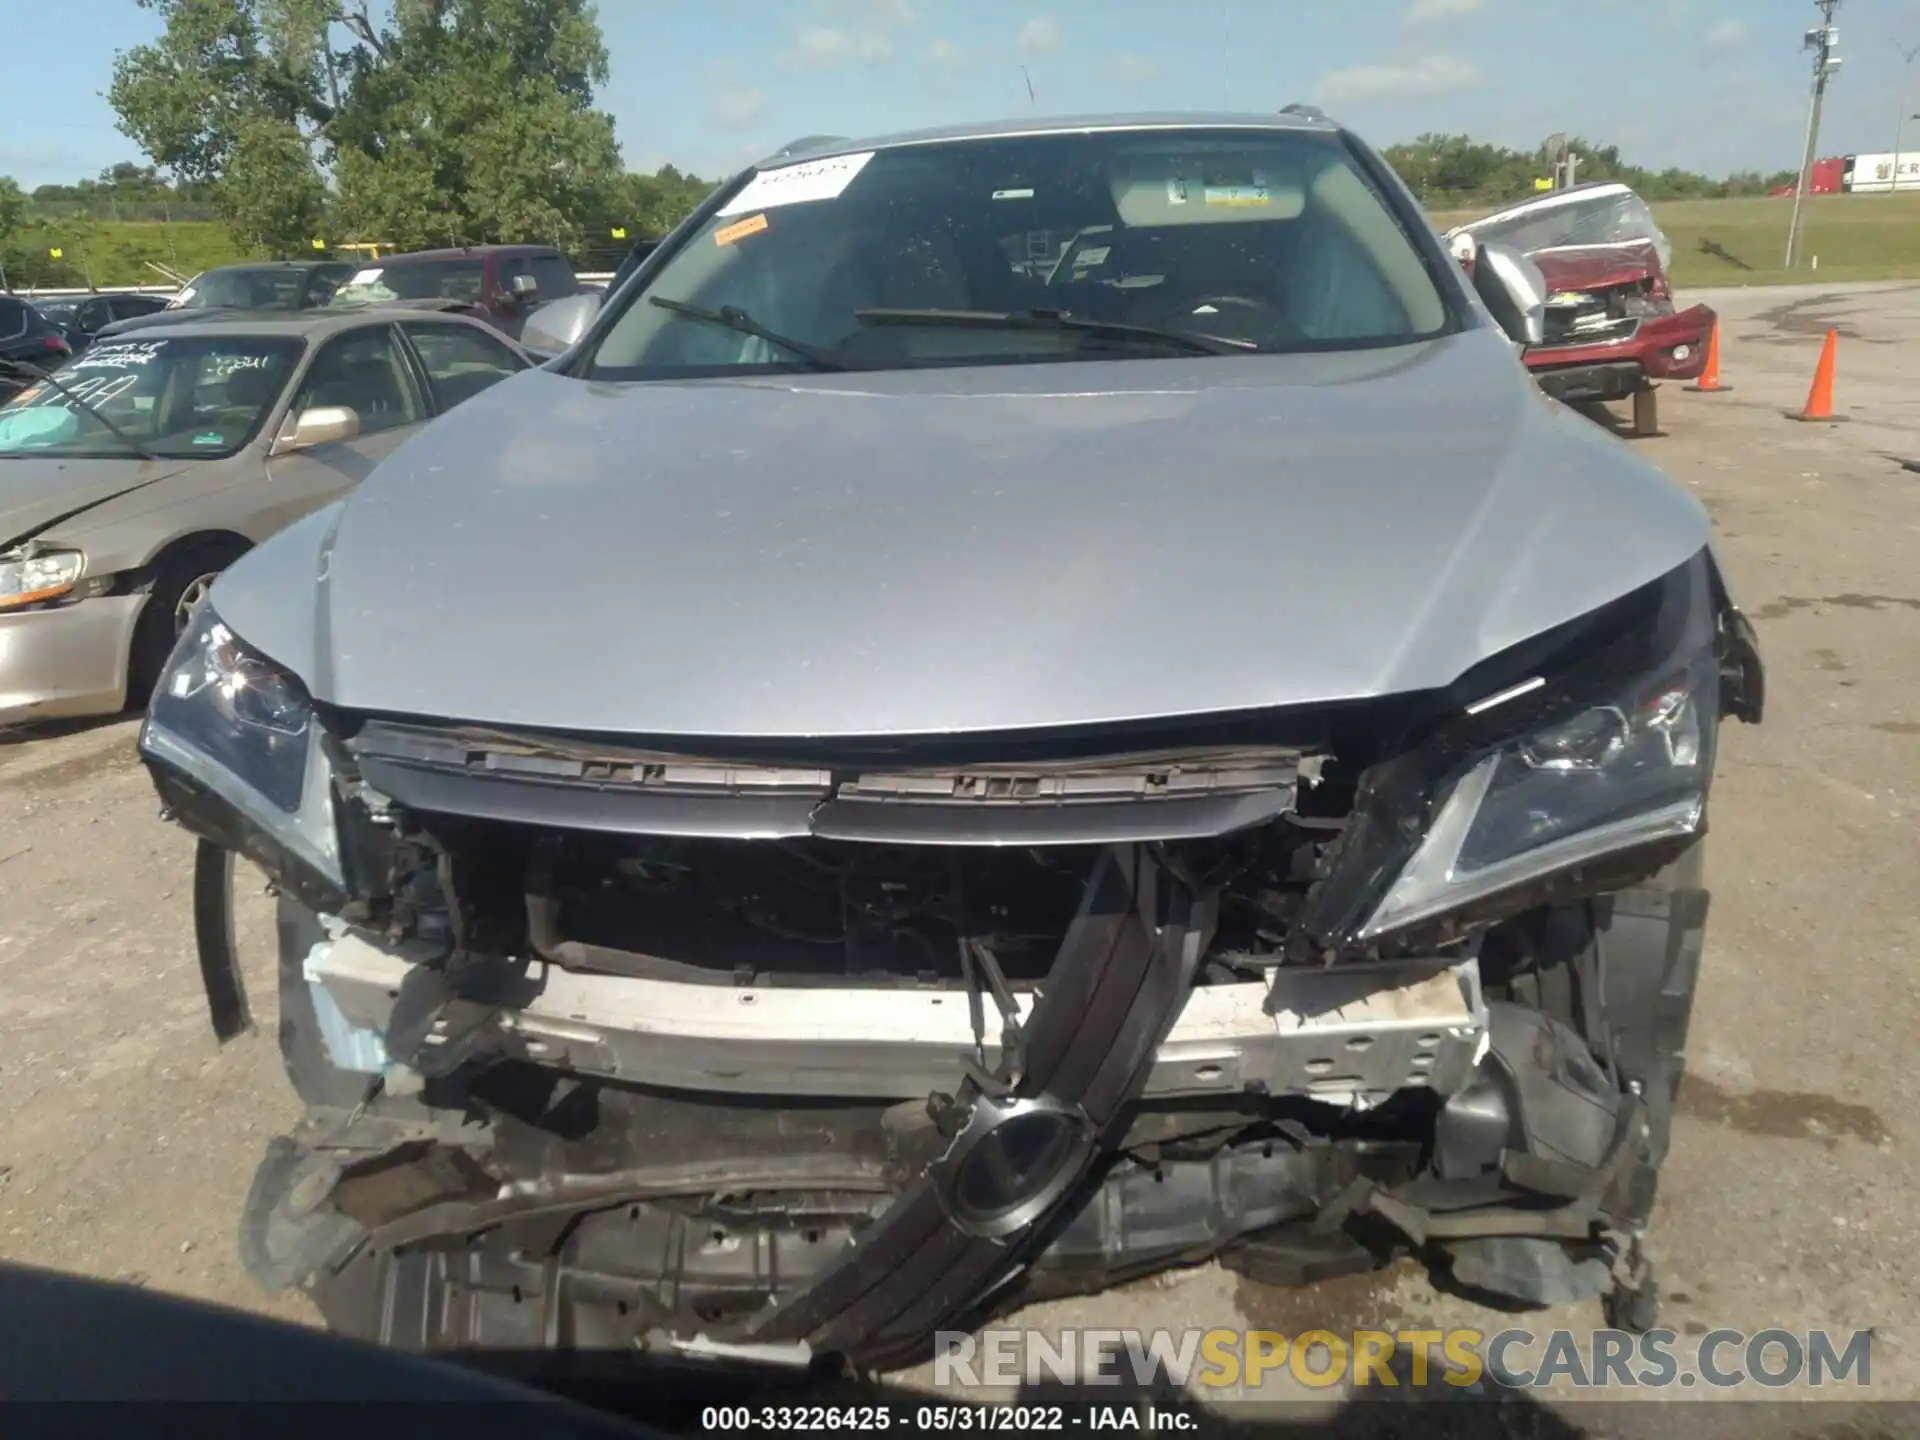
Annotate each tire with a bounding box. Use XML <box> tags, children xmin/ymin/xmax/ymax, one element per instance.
<box><xmin>126</xmin><ymin>541</ymin><xmax>247</xmax><ymax>709</ymax></box>
<box><xmin>1484</xmin><ymin>839</ymin><xmax>1710</xmax><ymax>1231</ymax></box>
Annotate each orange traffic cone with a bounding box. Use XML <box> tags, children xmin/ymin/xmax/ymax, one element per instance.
<box><xmin>1786</xmin><ymin>328</ymin><xmax>1847</xmax><ymax>423</ymax></box>
<box><xmin>1684</xmin><ymin>323</ymin><xmax>1730</xmax><ymax>392</ymax></box>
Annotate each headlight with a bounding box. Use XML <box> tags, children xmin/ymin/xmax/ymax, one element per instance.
<box><xmin>1360</xmin><ymin>649</ymin><xmax>1715</xmax><ymax>940</ymax></box>
<box><xmin>0</xmin><ymin>548</ymin><xmax>85</xmax><ymax>609</ymax></box>
<box><xmin>145</xmin><ymin>606</ymin><xmax>314</xmax><ymax>812</ymax></box>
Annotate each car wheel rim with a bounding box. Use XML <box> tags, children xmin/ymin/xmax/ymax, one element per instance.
<box><xmin>175</xmin><ymin>573</ymin><xmax>219</xmax><ymax>633</ymax></box>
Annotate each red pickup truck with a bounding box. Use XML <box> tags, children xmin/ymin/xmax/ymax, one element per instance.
<box><xmin>326</xmin><ymin>245</ymin><xmax>582</xmax><ymax>340</ymax></box>
<box><xmin>1447</xmin><ymin>182</ymin><xmax>1713</xmax><ymax>436</ymax></box>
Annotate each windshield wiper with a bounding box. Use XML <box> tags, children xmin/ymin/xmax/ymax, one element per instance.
<box><xmin>0</xmin><ymin>357</ymin><xmax>161</xmax><ymax>462</ymax></box>
<box><xmin>853</xmin><ymin>307</ymin><xmax>1259</xmax><ymax>356</ymax></box>
<box><xmin>647</xmin><ymin>297</ymin><xmax>860</xmax><ymax>371</ymax></box>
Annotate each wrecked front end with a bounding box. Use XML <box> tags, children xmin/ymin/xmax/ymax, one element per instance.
<box><xmin>140</xmin><ymin>549</ymin><xmax>1762</xmax><ymax>1371</ymax></box>
<box><xmin>1524</xmin><ymin>244</ymin><xmax>1716</xmax><ymax>403</ymax></box>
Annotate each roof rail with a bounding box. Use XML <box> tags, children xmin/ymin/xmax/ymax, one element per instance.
<box><xmin>773</xmin><ymin>134</ymin><xmax>849</xmax><ymax>157</ymax></box>
<box><xmin>1280</xmin><ymin>103</ymin><xmax>1327</xmax><ymax>120</ymax></box>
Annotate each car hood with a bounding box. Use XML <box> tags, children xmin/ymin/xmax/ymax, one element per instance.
<box><xmin>214</xmin><ymin>329</ymin><xmax>1710</xmax><ymax>739</ymax></box>
<box><xmin>95</xmin><ymin>306</ymin><xmax>297</xmax><ymax>338</ymax></box>
<box><xmin>0</xmin><ymin>456</ymin><xmax>192</xmax><ymax>551</ymax></box>
<box><xmin>1531</xmin><ymin>243</ymin><xmax>1665</xmax><ymax>293</ymax></box>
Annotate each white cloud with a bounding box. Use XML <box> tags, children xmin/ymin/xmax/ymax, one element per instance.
<box><xmin>1316</xmin><ymin>52</ymin><xmax>1480</xmax><ymax>104</ymax></box>
<box><xmin>783</xmin><ymin>25</ymin><xmax>892</xmax><ymax>69</ymax></box>
<box><xmin>779</xmin><ymin>0</ymin><xmax>920</xmax><ymax>71</ymax></box>
<box><xmin>1706</xmin><ymin>18</ymin><xmax>1747</xmax><ymax>47</ymax></box>
<box><xmin>925</xmin><ymin>36</ymin><xmax>966</xmax><ymax>68</ymax></box>
<box><xmin>708</xmin><ymin>83</ymin><xmax>768</xmax><ymax>129</ymax></box>
<box><xmin>1017</xmin><ymin>15</ymin><xmax>1063</xmax><ymax>58</ymax></box>
<box><xmin>1102</xmin><ymin>53</ymin><xmax>1160</xmax><ymax>85</ymax></box>
<box><xmin>1405</xmin><ymin>0</ymin><xmax>1486</xmax><ymax>23</ymax></box>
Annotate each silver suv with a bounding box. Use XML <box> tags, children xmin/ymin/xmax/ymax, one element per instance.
<box><xmin>140</xmin><ymin>110</ymin><xmax>1764</xmax><ymax>1368</ymax></box>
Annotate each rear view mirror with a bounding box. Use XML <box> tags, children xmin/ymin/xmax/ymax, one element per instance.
<box><xmin>1471</xmin><ymin>241</ymin><xmax>1548</xmax><ymax>348</ymax></box>
<box><xmin>270</xmin><ymin>405</ymin><xmax>360</xmax><ymax>455</ymax></box>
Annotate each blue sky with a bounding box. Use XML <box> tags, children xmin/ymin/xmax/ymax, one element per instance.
<box><xmin>8</xmin><ymin>0</ymin><xmax>1920</xmax><ymax>190</ymax></box>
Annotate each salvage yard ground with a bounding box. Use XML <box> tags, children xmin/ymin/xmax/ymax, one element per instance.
<box><xmin>2</xmin><ymin>281</ymin><xmax>1918</xmax><ymax>1431</ymax></box>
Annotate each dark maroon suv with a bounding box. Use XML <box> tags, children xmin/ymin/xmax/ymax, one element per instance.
<box><xmin>325</xmin><ymin>245</ymin><xmax>581</xmax><ymax>339</ymax></box>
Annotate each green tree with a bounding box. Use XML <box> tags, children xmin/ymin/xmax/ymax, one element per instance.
<box><xmin>110</xmin><ymin>0</ymin><xmax>625</xmax><ymax>255</ymax></box>
<box><xmin>0</xmin><ymin>177</ymin><xmax>24</xmax><ymax>246</ymax></box>
<box><xmin>109</xmin><ymin>0</ymin><xmax>332</xmax><ymax>253</ymax></box>
<box><xmin>0</xmin><ymin>177</ymin><xmax>27</xmax><ymax>288</ymax></box>
<box><xmin>328</xmin><ymin>0</ymin><xmax>623</xmax><ymax>251</ymax></box>
<box><xmin>223</xmin><ymin>117</ymin><xmax>327</xmax><ymax>252</ymax></box>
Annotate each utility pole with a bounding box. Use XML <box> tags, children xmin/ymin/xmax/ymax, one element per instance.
<box><xmin>1894</xmin><ymin>42</ymin><xmax>1920</xmax><ymax>195</ymax></box>
<box><xmin>1785</xmin><ymin>0</ymin><xmax>1843</xmax><ymax>269</ymax></box>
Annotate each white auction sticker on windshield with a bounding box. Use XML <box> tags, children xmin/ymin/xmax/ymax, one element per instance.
<box><xmin>351</xmin><ymin>268</ymin><xmax>383</xmax><ymax>284</ymax></box>
<box><xmin>718</xmin><ymin>152</ymin><xmax>875</xmax><ymax>217</ymax></box>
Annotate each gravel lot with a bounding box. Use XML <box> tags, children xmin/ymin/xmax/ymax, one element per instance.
<box><xmin>3</xmin><ymin>281</ymin><xmax>1917</xmax><ymax>1428</ymax></box>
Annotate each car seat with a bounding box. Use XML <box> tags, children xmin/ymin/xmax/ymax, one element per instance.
<box><xmin>307</xmin><ymin>356</ymin><xmax>410</xmax><ymax>431</ymax></box>
<box><xmin>222</xmin><ymin>366</ymin><xmax>281</xmax><ymax>414</ymax></box>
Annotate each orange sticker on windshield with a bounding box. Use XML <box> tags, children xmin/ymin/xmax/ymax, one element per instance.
<box><xmin>715</xmin><ymin>212</ymin><xmax>770</xmax><ymax>246</ymax></box>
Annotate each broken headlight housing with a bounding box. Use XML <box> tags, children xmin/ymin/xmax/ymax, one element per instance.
<box><xmin>1359</xmin><ymin>647</ymin><xmax>1715</xmax><ymax>939</ymax></box>
<box><xmin>1297</xmin><ymin>551</ymin><xmax>1733</xmax><ymax>949</ymax></box>
<box><xmin>147</xmin><ymin>606</ymin><xmax>312</xmax><ymax>810</ymax></box>
<box><xmin>139</xmin><ymin>604</ymin><xmax>341</xmax><ymax>883</ymax></box>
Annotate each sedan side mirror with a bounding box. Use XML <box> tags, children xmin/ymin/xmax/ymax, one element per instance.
<box><xmin>270</xmin><ymin>405</ymin><xmax>361</xmax><ymax>456</ymax></box>
<box><xmin>1470</xmin><ymin>240</ymin><xmax>1548</xmax><ymax>348</ymax></box>
<box><xmin>517</xmin><ymin>292</ymin><xmax>602</xmax><ymax>359</ymax></box>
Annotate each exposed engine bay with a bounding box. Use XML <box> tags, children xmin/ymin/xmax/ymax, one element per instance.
<box><xmin>1540</xmin><ymin>272</ymin><xmax>1673</xmax><ymax>350</ymax></box>
<box><xmin>140</xmin><ymin>549</ymin><xmax>1765</xmax><ymax>1371</ymax></box>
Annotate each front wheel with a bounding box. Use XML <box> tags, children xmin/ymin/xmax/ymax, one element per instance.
<box><xmin>126</xmin><ymin>544</ymin><xmax>245</xmax><ymax>707</ymax></box>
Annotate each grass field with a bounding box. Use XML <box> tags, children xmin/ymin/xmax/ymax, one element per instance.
<box><xmin>6</xmin><ymin>220</ymin><xmax>249</xmax><ymax>291</ymax></box>
<box><xmin>10</xmin><ymin>194</ymin><xmax>1919</xmax><ymax>293</ymax></box>
<box><xmin>1430</xmin><ymin>192</ymin><xmax>1920</xmax><ymax>290</ymax></box>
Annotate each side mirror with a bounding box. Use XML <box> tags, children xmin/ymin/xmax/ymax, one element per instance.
<box><xmin>270</xmin><ymin>405</ymin><xmax>361</xmax><ymax>456</ymax></box>
<box><xmin>1470</xmin><ymin>240</ymin><xmax>1548</xmax><ymax>348</ymax></box>
<box><xmin>517</xmin><ymin>292</ymin><xmax>602</xmax><ymax>359</ymax></box>
<box><xmin>502</xmin><ymin>273</ymin><xmax>540</xmax><ymax>308</ymax></box>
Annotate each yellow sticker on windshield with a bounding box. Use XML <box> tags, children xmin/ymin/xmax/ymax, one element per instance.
<box><xmin>716</xmin><ymin>213</ymin><xmax>770</xmax><ymax>247</ymax></box>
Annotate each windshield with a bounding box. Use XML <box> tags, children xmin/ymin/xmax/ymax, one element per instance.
<box><xmin>589</xmin><ymin>127</ymin><xmax>1452</xmax><ymax>377</ymax></box>
<box><xmin>171</xmin><ymin>267</ymin><xmax>314</xmax><ymax>312</ymax></box>
<box><xmin>0</xmin><ymin>335</ymin><xmax>301</xmax><ymax>459</ymax></box>
<box><xmin>331</xmin><ymin>260</ymin><xmax>487</xmax><ymax>307</ymax></box>
<box><xmin>1462</xmin><ymin>189</ymin><xmax>1673</xmax><ymax>269</ymax></box>
<box><xmin>30</xmin><ymin>299</ymin><xmax>81</xmax><ymax>325</ymax></box>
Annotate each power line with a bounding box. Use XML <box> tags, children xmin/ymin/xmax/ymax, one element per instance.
<box><xmin>1784</xmin><ymin>0</ymin><xmax>1843</xmax><ymax>270</ymax></box>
